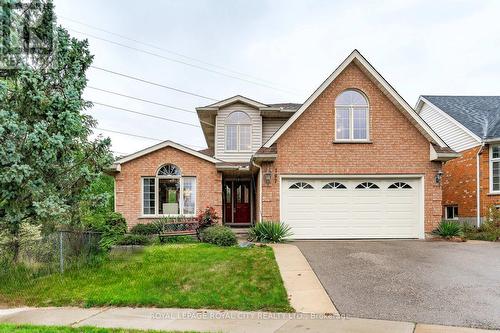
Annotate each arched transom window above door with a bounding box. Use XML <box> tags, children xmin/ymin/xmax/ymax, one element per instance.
<box><xmin>142</xmin><ymin>164</ymin><xmax>196</xmax><ymax>217</ymax></box>
<box><xmin>225</xmin><ymin>111</ymin><xmax>252</xmax><ymax>152</ymax></box>
<box><xmin>335</xmin><ymin>89</ymin><xmax>369</xmax><ymax>141</ymax></box>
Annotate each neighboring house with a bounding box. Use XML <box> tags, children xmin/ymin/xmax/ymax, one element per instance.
<box><xmin>109</xmin><ymin>50</ymin><xmax>457</xmax><ymax>239</ymax></box>
<box><xmin>416</xmin><ymin>96</ymin><xmax>500</xmax><ymax>226</ymax></box>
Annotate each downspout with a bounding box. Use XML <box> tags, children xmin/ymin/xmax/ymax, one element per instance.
<box><xmin>476</xmin><ymin>143</ymin><xmax>485</xmax><ymax>227</ymax></box>
<box><xmin>251</xmin><ymin>159</ymin><xmax>262</xmax><ymax>223</ymax></box>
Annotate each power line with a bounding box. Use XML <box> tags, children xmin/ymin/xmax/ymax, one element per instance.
<box><xmin>87</xmin><ymin>86</ymin><xmax>196</xmax><ymax>114</ymax></box>
<box><xmin>89</xmin><ymin>65</ymin><xmax>218</xmax><ymax>101</ymax></box>
<box><xmin>60</xmin><ymin>15</ymin><xmax>285</xmax><ymax>88</ymax></box>
<box><xmin>68</xmin><ymin>27</ymin><xmax>296</xmax><ymax>95</ymax></box>
<box><xmin>90</xmin><ymin>101</ymin><xmax>202</xmax><ymax>128</ymax></box>
<box><xmin>96</xmin><ymin>127</ymin><xmax>206</xmax><ymax>149</ymax></box>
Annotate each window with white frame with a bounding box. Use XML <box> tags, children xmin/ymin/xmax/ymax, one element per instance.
<box><xmin>491</xmin><ymin>145</ymin><xmax>500</xmax><ymax>192</ymax></box>
<box><xmin>445</xmin><ymin>205</ymin><xmax>458</xmax><ymax>220</ymax></box>
<box><xmin>335</xmin><ymin>90</ymin><xmax>369</xmax><ymax>141</ymax></box>
<box><xmin>142</xmin><ymin>164</ymin><xmax>196</xmax><ymax>216</ymax></box>
<box><xmin>225</xmin><ymin>111</ymin><xmax>252</xmax><ymax>151</ymax></box>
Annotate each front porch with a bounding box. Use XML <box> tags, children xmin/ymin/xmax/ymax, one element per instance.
<box><xmin>217</xmin><ymin>163</ymin><xmax>258</xmax><ymax>227</ymax></box>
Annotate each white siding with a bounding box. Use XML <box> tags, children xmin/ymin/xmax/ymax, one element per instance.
<box><xmin>262</xmin><ymin>118</ymin><xmax>287</xmax><ymax>144</ymax></box>
<box><xmin>419</xmin><ymin>102</ymin><xmax>479</xmax><ymax>152</ymax></box>
<box><xmin>215</xmin><ymin>103</ymin><xmax>262</xmax><ymax>162</ymax></box>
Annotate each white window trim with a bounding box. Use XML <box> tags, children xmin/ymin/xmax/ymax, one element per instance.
<box><xmin>225</xmin><ymin>123</ymin><xmax>252</xmax><ymax>152</ymax></box>
<box><xmin>334</xmin><ymin>93</ymin><xmax>370</xmax><ymax>142</ymax></box>
<box><xmin>141</xmin><ymin>175</ymin><xmax>197</xmax><ymax>218</ymax></box>
<box><xmin>489</xmin><ymin>144</ymin><xmax>500</xmax><ymax>194</ymax></box>
<box><xmin>445</xmin><ymin>205</ymin><xmax>459</xmax><ymax>220</ymax></box>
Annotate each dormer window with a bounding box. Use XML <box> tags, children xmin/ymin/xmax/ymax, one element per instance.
<box><xmin>226</xmin><ymin>111</ymin><xmax>251</xmax><ymax>151</ymax></box>
<box><xmin>335</xmin><ymin>90</ymin><xmax>369</xmax><ymax>141</ymax></box>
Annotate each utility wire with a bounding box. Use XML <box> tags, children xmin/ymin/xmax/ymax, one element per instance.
<box><xmin>87</xmin><ymin>86</ymin><xmax>196</xmax><ymax>114</ymax></box>
<box><xmin>68</xmin><ymin>27</ymin><xmax>296</xmax><ymax>95</ymax></box>
<box><xmin>91</xmin><ymin>101</ymin><xmax>202</xmax><ymax>128</ymax></box>
<box><xmin>89</xmin><ymin>65</ymin><xmax>218</xmax><ymax>101</ymax></box>
<box><xmin>96</xmin><ymin>127</ymin><xmax>206</xmax><ymax>149</ymax></box>
<box><xmin>60</xmin><ymin>15</ymin><xmax>284</xmax><ymax>87</ymax></box>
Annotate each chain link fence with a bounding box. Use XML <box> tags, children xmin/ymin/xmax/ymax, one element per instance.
<box><xmin>1</xmin><ymin>230</ymin><xmax>102</xmax><ymax>275</ymax></box>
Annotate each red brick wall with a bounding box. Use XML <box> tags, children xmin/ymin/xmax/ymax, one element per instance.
<box><xmin>443</xmin><ymin>144</ymin><xmax>500</xmax><ymax>219</ymax></box>
<box><xmin>260</xmin><ymin>62</ymin><xmax>443</xmax><ymax>232</ymax></box>
<box><xmin>114</xmin><ymin>146</ymin><xmax>222</xmax><ymax>229</ymax></box>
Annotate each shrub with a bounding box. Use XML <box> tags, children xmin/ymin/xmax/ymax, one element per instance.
<box><xmin>249</xmin><ymin>221</ymin><xmax>293</xmax><ymax>243</ymax></box>
<box><xmin>130</xmin><ymin>223</ymin><xmax>159</xmax><ymax>235</ymax></box>
<box><xmin>200</xmin><ymin>226</ymin><xmax>237</xmax><ymax>246</ymax></box>
<box><xmin>433</xmin><ymin>220</ymin><xmax>463</xmax><ymax>238</ymax></box>
<box><xmin>91</xmin><ymin>212</ymin><xmax>128</xmax><ymax>251</ymax></box>
<box><xmin>197</xmin><ymin>206</ymin><xmax>219</xmax><ymax>229</ymax></box>
<box><xmin>116</xmin><ymin>234</ymin><xmax>151</xmax><ymax>246</ymax></box>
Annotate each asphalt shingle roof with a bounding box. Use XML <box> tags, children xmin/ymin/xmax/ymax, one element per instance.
<box><xmin>423</xmin><ymin>96</ymin><xmax>500</xmax><ymax>140</ymax></box>
<box><xmin>267</xmin><ymin>103</ymin><xmax>302</xmax><ymax>111</ymax></box>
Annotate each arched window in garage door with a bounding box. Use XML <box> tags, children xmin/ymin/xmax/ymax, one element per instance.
<box><xmin>355</xmin><ymin>182</ymin><xmax>379</xmax><ymax>189</ymax></box>
<box><xmin>289</xmin><ymin>182</ymin><xmax>314</xmax><ymax>189</ymax></box>
<box><xmin>388</xmin><ymin>182</ymin><xmax>412</xmax><ymax>189</ymax></box>
<box><xmin>322</xmin><ymin>182</ymin><xmax>347</xmax><ymax>189</ymax></box>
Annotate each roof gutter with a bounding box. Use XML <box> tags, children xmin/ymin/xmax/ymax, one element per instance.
<box><xmin>476</xmin><ymin>143</ymin><xmax>486</xmax><ymax>227</ymax></box>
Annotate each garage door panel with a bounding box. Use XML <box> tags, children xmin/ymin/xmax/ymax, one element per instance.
<box><xmin>282</xmin><ymin>177</ymin><xmax>421</xmax><ymax>239</ymax></box>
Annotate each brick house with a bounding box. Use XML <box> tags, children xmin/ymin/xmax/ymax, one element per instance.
<box><xmin>416</xmin><ymin>96</ymin><xmax>500</xmax><ymax>226</ymax></box>
<box><xmin>110</xmin><ymin>50</ymin><xmax>457</xmax><ymax>239</ymax></box>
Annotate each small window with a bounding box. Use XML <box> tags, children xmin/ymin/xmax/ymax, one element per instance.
<box><xmin>335</xmin><ymin>90</ymin><xmax>369</xmax><ymax>141</ymax></box>
<box><xmin>355</xmin><ymin>182</ymin><xmax>379</xmax><ymax>189</ymax></box>
<box><xmin>289</xmin><ymin>182</ymin><xmax>314</xmax><ymax>189</ymax></box>
<box><xmin>225</xmin><ymin>111</ymin><xmax>252</xmax><ymax>151</ymax></box>
<box><xmin>445</xmin><ymin>206</ymin><xmax>458</xmax><ymax>220</ymax></box>
<box><xmin>388</xmin><ymin>182</ymin><xmax>412</xmax><ymax>189</ymax></box>
<box><xmin>322</xmin><ymin>182</ymin><xmax>347</xmax><ymax>189</ymax></box>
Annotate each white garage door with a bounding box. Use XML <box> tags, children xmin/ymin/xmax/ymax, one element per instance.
<box><xmin>281</xmin><ymin>177</ymin><xmax>422</xmax><ymax>239</ymax></box>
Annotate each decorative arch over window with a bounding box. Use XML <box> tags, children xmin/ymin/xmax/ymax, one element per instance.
<box><xmin>289</xmin><ymin>182</ymin><xmax>314</xmax><ymax>189</ymax></box>
<box><xmin>335</xmin><ymin>89</ymin><xmax>369</xmax><ymax>141</ymax></box>
<box><xmin>226</xmin><ymin>111</ymin><xmax>252</xmax><ymax>151</ymax></box>
<box><xmin>388</xmin><ymin>182</ymin><xmax>412</xmax><ymax>189</ymax></box>
<box><xmin>157</xmin><ymin>164</ymin><xmax>181</xmax><ymax>177</ymax></box>
<box><xmin>355</xmin><ymin>182</ymin><xmax>379</xmax><ymax>189</ymax></box>
<box><xmin>322</xmin><ymin>182</ymin><xmax>347</xmax><ymax>189</ymax></box>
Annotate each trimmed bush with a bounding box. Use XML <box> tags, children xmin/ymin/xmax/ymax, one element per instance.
<box><xmin>249</xmin><ymin>221</ymin><xmax>293</xmax><ymax>243</ymax></box>
<box><xmin>433</xmin><ymin>220</ymin><xmax>463</xmax><ymax>238</ymax></box>
<box><xmin>117</xmin><ymin>234</ymin><xmax>151</xmax><ymax>246</ymax></box>
<box><xmin>130</xmin><ymin>223</ymin><xmax>159</xmax><ymax>235</ymax></box>
<box><xmin>200</xmin><ymin>226</ymin><xmax>237</xmax><ymax>247</ymax></box>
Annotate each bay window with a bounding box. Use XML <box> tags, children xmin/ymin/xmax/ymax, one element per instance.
<box><xmin>142</xmin><ymin>164</ymin><xmax>196</xmax><ymax>216</ymax></box>
<box><xmin>335</xmin><ymin>90</ymin><xmax>369</xmax><ymax>141</ymax></box>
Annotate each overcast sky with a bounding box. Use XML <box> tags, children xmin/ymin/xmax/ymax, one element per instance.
<box><xmin>53</xmin><ymin>0</ymin><xmax>500</xmax><ymax>155</ymax></box>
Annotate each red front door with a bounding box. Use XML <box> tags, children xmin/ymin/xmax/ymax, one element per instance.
<box><xmin>224</xmin><ymin>181</ymin><xmax>251</xmax><ymax>224</ymax></box>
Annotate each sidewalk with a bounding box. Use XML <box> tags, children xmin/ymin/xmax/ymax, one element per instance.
<box><xmin>1</xmin><ymin>306</ymin><xmax>499</xmax><ymax>333</ymax></box>
<box><xmin>269</xmin><ymin>243</ymin><xmax>338</xmax><ymax>314</ymax></box>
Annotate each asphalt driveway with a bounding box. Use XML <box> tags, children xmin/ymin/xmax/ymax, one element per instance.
<box><xmin>294</xmin><ymin>240</ymin><xmax>500</xmax><ymax>329</ymax></box>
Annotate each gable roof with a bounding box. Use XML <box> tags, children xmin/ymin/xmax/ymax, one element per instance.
<box><xmin>112</xmin><ymin>140</ymin><xmax>219</xmax><ymax>169</ymax></box>
<box><xmin>264</xmin><ymin>50</ymin><xmax>448</xmax><ymax>148</ymax></box>
<box><xmin>420</xmin><ymin>96</ymin><xmax>500</xmax><ymax>141</ymax></box>
<box><xmin>200</xmin><ymin>95</ymin><xmax>269</xmax><ymax>109</ymax></box>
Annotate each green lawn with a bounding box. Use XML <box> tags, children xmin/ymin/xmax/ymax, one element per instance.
<box><xmin>0</xmin><ymin>244</ymin><xmax>291</xmax><ymax>312</ymax></box>
<box><xmin>0</xmin><ymin>324</ymin><xmax>198</xmax><ymax>333</ymax></box>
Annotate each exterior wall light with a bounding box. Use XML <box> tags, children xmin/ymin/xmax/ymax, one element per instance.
<box><xmin>435</xmin><ymin>170</ymin><xmax>443</xmax><ymax>184</ymax></box>
<box><xmin>264</xmin><ymin>172</ymin><xmax>272</xmax><ymax>185</ymax></box>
